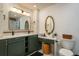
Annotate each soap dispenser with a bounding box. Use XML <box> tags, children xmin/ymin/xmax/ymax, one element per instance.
<box><xmin>54</xmin><ymin>33</ymin><xmax>57</xmax><ymax>37</ymax></box>
<box><xmin>52</xmin><ymin>33</ymin><xmax>57</xmax><ymax>38</ymax></box>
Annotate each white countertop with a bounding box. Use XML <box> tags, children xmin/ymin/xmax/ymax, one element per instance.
<box><xmin>0</xmin><ymin>33</ymin><xmax>37</xmax><ymax>40</ymax></box>
<box><xmin>0</xmin><ymin>33</ymin><xmax>60</xmax><ymax>42</ymax></box>
<box><xmin>38</xmin><ymin>36</ymin><xmax>60</xmax><ymax>41</ymax></box>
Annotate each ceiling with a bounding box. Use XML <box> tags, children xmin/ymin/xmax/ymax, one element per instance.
<box><xmin>17</xmin><ymin>3</ymin><xmax>54</xmax><ymax>10</ymax></box>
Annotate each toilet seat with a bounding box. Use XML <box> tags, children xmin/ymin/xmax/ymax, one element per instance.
<box><xmin>59</xmin><ymin>48</ymin><xmax>73</xmax><ymax>56</ymax></box>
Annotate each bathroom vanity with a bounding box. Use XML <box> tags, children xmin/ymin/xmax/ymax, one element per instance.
<box><xmin>0</xmin><ymin>33</ymin><xmax>41</xmax><ymax>56</ymax></box>
<box><xmin>0</xmin><ymin>33</ymin><xmax>59</xmax><ymax>56</ymax></box>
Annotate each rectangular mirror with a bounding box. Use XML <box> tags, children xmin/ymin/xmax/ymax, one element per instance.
<box><xmin>8</xmin><ymin>11</ymin><xmax>31</xmax><ymax>31</ymax></box>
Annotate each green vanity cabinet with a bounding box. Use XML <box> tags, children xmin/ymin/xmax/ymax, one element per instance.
<box><xmin>28</xmin><ymin>35</ymin><xmax>40</xmax><ymax>53</ymax></box>
<box><xmin>0</xmin><ymin>35</ymin><xmax>41</xmax><ymax>56</ymax></box>
<box><xmin>7</xmin><ymin>37</ymin><xmax>25</xmax><ymax>56</ymax></box>
<box><xmin>0</xmin><ymin>39</ymin><xmax>7</xmax><ymax>56</ymax></box>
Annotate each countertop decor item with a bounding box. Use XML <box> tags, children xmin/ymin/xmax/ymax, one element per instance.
<box><xmin>45</xmin><ymin>16</ymin><xmax>55</xmax><ymax>35</ymax></box>
<box><xmin>53</xmin><ymin>33</ymin><xmax>57</xmax><ymax>38</ymax></box>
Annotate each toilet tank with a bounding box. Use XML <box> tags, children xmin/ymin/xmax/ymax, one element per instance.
<box><xmin>61</xmin><ymin>40</ymin><xmax>74</xmax><ymax>50</ymax></box>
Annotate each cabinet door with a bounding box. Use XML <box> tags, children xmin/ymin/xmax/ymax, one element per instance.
<box><xmin>0</xmin><ymin>40</ymin><xmax>7</xmax><ymax>56</ymax></box>
<box><xmin>7</xmin><ymin>38</ymin><xmax>25</xmax><ymax>56</ymax></box>
<box><xmin>28</xmin><ymin>35</ymin><xmax>40</xmax><ymax>53</ymax></box>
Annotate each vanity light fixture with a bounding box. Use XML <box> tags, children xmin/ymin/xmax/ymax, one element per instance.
<box><xmin>11</xmin><ymin>7</ymin><xmax>22</xmax><ymax>14</ymax></box>
<box><xmin>3</xmin><ymin>15</ymin><xmax>5</xmax><ymax>20</ymax></box>
<box><xmin>11</xmin><ymin>7</ymin><xmax>31</xmax><ymax>16</ymax></box>
<box><xmin>23</xmin><ymin>12</ymin><xmax>31</xmax><ymax>16</ymax></box>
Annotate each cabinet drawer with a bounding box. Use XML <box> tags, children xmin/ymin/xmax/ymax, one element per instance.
<box><xmin>39</xmin><ymin>38</ymin><xmax>54</xmax><ymax>44</ymax></box>
<box><xmin>28</xmin><ymin>35</ymin><xmax>38</xmax><ymax>39</ymax></box>
<box><xmin>7</xmin><ymin>37</ymin><xmax>25</xmax><ymax>44</ymax></box>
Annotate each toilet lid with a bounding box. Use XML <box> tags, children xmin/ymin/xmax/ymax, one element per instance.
<box><xmin>59</xmin><ymin>48</ymin><xmax>73</xmax><ymax>56</ymax></box>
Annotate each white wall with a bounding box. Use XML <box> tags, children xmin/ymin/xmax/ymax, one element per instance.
<box><xmin>0</xmin><ymin>3</ymin><xmax>17</xmax><ymax>34</ymax></box>
<box><xmin>39</xmin><ymin>3</ymin><xmax>79</xmax><ymax>55</ymax></box>
<box><xmin>32</xmin><ymin>9</ymin><xmax>39</xmax><ymax>33</ymax></box>
<box><xmin>0</xmin><ymin>4</ymin><xmax>9</xmax><ymax>34</ymax></box>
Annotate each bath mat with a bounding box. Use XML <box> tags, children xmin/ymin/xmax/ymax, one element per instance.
<box><xmin>30</xmin><ymin>51</ymin><xmax>43</xmax><ymax>56</ymax></box>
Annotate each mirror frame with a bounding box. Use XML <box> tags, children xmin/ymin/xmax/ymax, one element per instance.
<box><xmin>45</xmin><ymin>16</ymin><xmax>55</xmax><ymax>35</ymax></box>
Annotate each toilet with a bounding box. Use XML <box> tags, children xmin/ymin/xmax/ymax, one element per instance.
<box><xmin>59</xmin><ymin>34</ymin><xmax>74</xmax><ymax>56</ymax></box>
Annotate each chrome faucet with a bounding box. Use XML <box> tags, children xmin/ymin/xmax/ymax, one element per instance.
<box><xmin>12</xmin><ymin>31</ymin><xmax>14</xmax><ymax>35</ymax></box>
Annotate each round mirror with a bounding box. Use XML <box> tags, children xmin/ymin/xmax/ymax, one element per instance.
<box><xmin>45</xmin><ymin>16</ymin><xmax>55</xmax><ymax>35</ymax></box>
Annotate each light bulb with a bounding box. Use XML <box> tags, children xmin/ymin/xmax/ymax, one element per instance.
<box><xmin>33</xmin><ymin>5</ymin><xmax>37</xmax><ymax>8</ymax></box>
<box><xmin>23</xmin><ymin>12</ymin><xmax>31</xmax><ymax>16</ymax></box>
